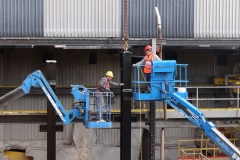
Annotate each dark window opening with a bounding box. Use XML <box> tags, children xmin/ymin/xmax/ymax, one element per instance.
<box><xmin>89</xmin><ymin>52</ymin><xmax>97</xmax><ymax>64</ymax></box>
<box><xmin>42</xmin><ymin>52</ymin><xmax>54</xmax><ymax>63</ymax></box>
<box><xmin>132</xmin><ymin>56</ymin><xmax>143</xmax><ymax>64</ymax></box>
<box><xmin>217</xmin><ymin>54</ymin><xmax>228</xmax><ymax>66</ymax></box>
<box><xmin>165</xmin><ymin>52</ymin><xmax>177</xmax><ymax>60</ymax></box>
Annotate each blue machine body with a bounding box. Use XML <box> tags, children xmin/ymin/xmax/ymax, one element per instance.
<box><xmin>133</xmin><ymin>60</ymin><xmax>240</xmax><ymax>160</ymax></box>
<box><xmin>0</xmin><ymin>70</ymin><xmax>112</xmax><ymax>128</ymax></box>
<box><xmin>133</xmin><ymin>60</ymin><xmax>188</xmax><ymax>101</ymax></box>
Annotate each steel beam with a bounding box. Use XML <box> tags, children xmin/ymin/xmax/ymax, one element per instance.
<box><xmin>120</xmin><ymin>51</ymin><xmax>132</xmax><ymax>160</ymax></box>
<box><xmin>0</xmin><ymin>38</ymin><xmax>149</xmax><ymax>48</ymax></box>
<box><xmin>150</xmin><ymin>101</ymin><xmax>156</xmax><ymax>160</ymax></box>
<box><xmin>158</xmin><ymin>38</ymin><xmax>240</xmax><ymax>47</ymax></box>
<box><xmin>0</xmin><ymin>38</ymin><xmax>240</xmax><ymax>48</ymax></box>
<box><xmin>46</xmin><ymin>60</ymin><xmax>57</xmax><ymax>160</ymax></box>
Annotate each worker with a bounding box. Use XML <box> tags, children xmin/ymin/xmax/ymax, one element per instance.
<box><xmin>95</xmin><ymin>71</ymin><xmax>124</xmax><ymax>121</ymax></box>
<box><xmin>132</xmin><ymin>45</ymin><xmax>161</xmax><ymax>92</ymax></box>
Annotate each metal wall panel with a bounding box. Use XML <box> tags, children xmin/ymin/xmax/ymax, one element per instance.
<box><xmin>128</xmin><ymin>0</ymin><xmax>194</xmax><ymax>38</ymax></box>
<box><xmin>1</xmin><ymin>48</ymin><xmax>122</xmax><ymax>109</ymax></box>
<box><xmin>174</xmin><ymin>49</ymin><xmax>240</xmax><ymax>84</ymax></box>
<box><xmin>1</xmin><ymin>49</ymin><xmax>46</xmax><ymax>86</ymax></box>
<box><xmin>2</xmin><ymin>95</ymin><xmax>73</xmax><ymax>111</ymax></box>
<box><xmin>156</xmin><ymin>121</ymin><xmax>195</xmax><ymax>138</ymax></box>
<box><xmin>44</xmin><ymin>0</ymin><xmax>122</xmax><ymax>37</ymax></box>
<box><xmin>194</xmin><ymin>0</ymin><xmax>240</xmax><ymax>38</ymax></box>
<box><xmin>0</xmin><ymin>54</ymin><xmax>3</xmax><ymax>85</ymax></box>
<box><xmin>0</xmin><ymin>124</ymin><xmax>73</xmax><ymax>141</ymax></box>
<box><xmin>0</xmin><ymin>0</ymin><xmax>44</xmax><ymax>37</ymax></box>
<box><xmin>177</xmin><ymin>49</ymin><xmax>215</xmax><ymax>84</ymax></box>
<box><xmin>56</xmin><ymin>49</ymin><xmax>121</xmax><ymax>86</ymax></box>
<box><xmin>96</xmin><ymin>122</ymin><xmax>195</xmax><ymax>147</ymax></box>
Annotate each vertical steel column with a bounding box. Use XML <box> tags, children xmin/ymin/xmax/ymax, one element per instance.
<box><xmin>120</xmin><ymin>51</ymin><xmax>132</xmax><ymax>160</ymax></box>
<box><xmin>46</xmin><ymin>60</ymin><xmax>57</xmax><ymax>160</ymax></box>
<box><xmin>161</xmin><ymin>128</ymin><xmax>164</xmax><ymax>160</ymax></box>
<box><xmin>150</xmin><ymin>101</ymin><xmax>156</xmax><ymax>160</ymax></box>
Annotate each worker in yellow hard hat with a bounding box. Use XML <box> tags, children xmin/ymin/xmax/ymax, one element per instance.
<box><xmin>96</xmin><ymin>71</ymin><xmax>124</xmax><ymax>92</ymax></box>
<box><xmin>95</xmin><ymin>71</ymin><xmax>124</xmax><ymax>122</ymax></box>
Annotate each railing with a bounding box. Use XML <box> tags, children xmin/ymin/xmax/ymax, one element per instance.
<box><xmin>178</xmin><ymin>138</ymin><xmax>240</xmax><ymax>160</ymax></box>
<box><xmin>179</xmin><ymin>148</ymin><xmax>209</xmax><ymax>160</ymax></box>
<box><xmin>88</xmin><ymin>91</ymin><xmax>114</xmax><ymax>121</ymax></box>
<box><xmin>186</xmin><ymin>86</ymin><xmax>240</xmax><ymax>108</ymax></box>
<box><xmin>176</xmin><ymin>64</ymin><xmax>188</xmax><ymax>88</ymax></box>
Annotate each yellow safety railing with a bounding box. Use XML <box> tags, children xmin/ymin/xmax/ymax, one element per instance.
<box><xmin>179</xmin><ymin>148</ymin><xmax>209</xmax><ymax>160</ymax></box>
<box><xmin>178</xmin><ymin>138</ymin><xmax>240</xmax><ymax>160</ymax></box>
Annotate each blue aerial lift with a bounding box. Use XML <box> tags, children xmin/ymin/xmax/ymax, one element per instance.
<box><xmin>0</xmin><ymin>70</ymin><xmax>113</xmax><ymax>128</ymax></box>
<box><xmin>133</xmin><ymin>60</ymin><xmax>240</xmax><ymax>160</ymax></box>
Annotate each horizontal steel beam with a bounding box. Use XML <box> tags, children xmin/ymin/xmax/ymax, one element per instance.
<box><xmin>158</xmin><ymin>38</ymin><xmax>240</xmax><ymax>47</ymax></box>
<box><xmin>0</xmin><ymin>113</ymin><xmax>145</xmax><ymax>123</ymax></box>
<box><xmin>0</xmin><ymin>38</ymin><xmax>240</xmax><ymax>48</ymax></box>
<box><xmin>0</xmin><ymin>87</ymin><xmax>121</xmax><ymax>95</ymax></box>
<box><xmin>155</xmin><ymin>109</ymin><xmax>240</xmax><ymax>119</ymax></box>
<box><xmin>0</xmin><ymin>37</ymin><xmax>150</xmax><ymax>48</ymax></box>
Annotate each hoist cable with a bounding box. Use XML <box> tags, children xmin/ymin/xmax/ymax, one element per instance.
<box><xmin>137</xmin><ymin>66</ymin><xmax>143</xmax><ymax>160</ymax></box>
<box><xmin>140</xmin><ymin>67</ymin><xmax>151</xmax><ymax>92</ymax></box>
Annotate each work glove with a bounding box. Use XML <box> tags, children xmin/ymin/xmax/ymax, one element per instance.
<box><xmin>118</xmin><ymin>83</ymin><xmax>125</xmax><ymax>86</ymax></box>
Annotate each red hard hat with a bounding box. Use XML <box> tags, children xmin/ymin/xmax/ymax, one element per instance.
<box><xmin>144</xmin><ymin>45</ymin><xmax>152</xmax><ymax>52</ymax></box>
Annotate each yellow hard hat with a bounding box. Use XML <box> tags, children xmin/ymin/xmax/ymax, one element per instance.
<box><xmin>106</xmin><ymin>71</ymin><xmax>114</xmax><ymax>77</ymax></box>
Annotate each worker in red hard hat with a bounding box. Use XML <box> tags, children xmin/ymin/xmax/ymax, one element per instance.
<box><xmin>132</xmin><ymin>45</ymin><xmax>161</xmax><ymax>92</ymax></box>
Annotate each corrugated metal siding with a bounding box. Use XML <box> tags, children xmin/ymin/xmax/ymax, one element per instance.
<box><xmin>0</xmin><ymin>124</ymin><xmax>73</xmax><ymax>141</ymax></box>
<box><xmin>194</xmin><ymin>0</ymin><xmax>240</xmax><ymax>38</ymax></box>
<box><xmin>0</xmin><ymin>0</ymin><xmax>44</xmax><ymax>37</ymax></box>
<box><xmin>156</xmin><ymin>121</ymin><xmax>195</xmax><ymax>138</ymax></box>
<box><xmin>1</xmin><ymin>49</ymin><xmax>122</xmax><ymax>109</ymax></box>
<box><xmin>2</xmin><ymin>95</ymin><xmax>73</xmax><ymax>111</ymax></box>
<box><xmin>0</xmin><ymin>94</ymin><xmax>74</xmax><ymax>141</ymax></box>
<box><xmin>0</xmin><ymin>122</ymin><xmax>195</xmax><ymax>145</ymax></box>
<box><xmin>96</xmin><ymin>122</ymin><xmax>195</xmax><ymax>147</ymax></box>
<box><xmin>0</xmin><ymin>54</ymin><xmax>3</xmax><ymax>85</ymax></box>
<box><xmin>178</xmin><ymin>49</ymin><xmax>240</xmax><ymax>82</ymax></box>
<box><xmin>177</xmin><ymin>49</ymin><xmax>215</xmax><ymax>84</ymax></box>
<box><xmin>128</xmin><ymin>0</ymin><xmax>194</xmax><ymax>38</ymax></box>
<box><xmin>2</xmin><ymin>49</ymin><xmax>45</xmax><ymax>86</ymax></box>
<box><xmin>56</xmin><ymin>49</ymin><xmax>121</xmax><ymax>86</ymax></box>
<box><xmin>44</xmin><ymin>0</ymin><xmax>121</xmax><ymax>37</ymax></box>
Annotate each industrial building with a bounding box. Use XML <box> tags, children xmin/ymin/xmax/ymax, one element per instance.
<box><xmin>1</xmin><ymin>0</ymin><xmax>240</xmax><ymax>160</ymax></box>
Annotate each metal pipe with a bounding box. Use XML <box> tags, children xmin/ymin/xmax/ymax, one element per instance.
<box><xmin>155</xmin><ymin>7</ymin><xmax>163</xmax><ymax>59</ymax></box>
<box><xmin>161</xmin><ymin>128</ymin><xmax>164</xmax><ymax>160</ymax></box>
<box><xmin>155</xmin><ymin>7</ymin><xmax>161</xmax><ymax>37</ymax></box>
<box><xmin>0</xmin><ymin>86</ymin><xmax>26</xmax><ymax>107</ymax></box>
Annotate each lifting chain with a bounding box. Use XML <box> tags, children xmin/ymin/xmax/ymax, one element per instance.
<box><xmin>123</xmin><ymin>0</ymin><xmax>129</xmax><ymax>51</ymax></box>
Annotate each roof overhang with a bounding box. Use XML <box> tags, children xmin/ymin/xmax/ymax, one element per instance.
<box><xmin>0</xmin><ymin>38</ymin><xmax>240</xmax><ymax>49</ymax></box>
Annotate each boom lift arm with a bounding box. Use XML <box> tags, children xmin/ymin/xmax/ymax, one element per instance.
<box><xmin>133</xmin><ymin>60</ymin><xmax>240</xmax><ymax>160</ymax></box>
<box><xmin>0</xmin><ymin>70</ymin><xmax>112</xmax><ymax>128</ymax></box>
<box><xmin>167</xmin><ymin>92</ymin><xmax>240</xmax><ymax>159</ymax></box>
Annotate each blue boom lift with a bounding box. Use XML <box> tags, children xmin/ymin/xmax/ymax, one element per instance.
<box><xmin>0</xmin><ymin>70</ymin><xmax>113</xmax><ymax>128</ymax></box>
<box><xmin>133</xmin><ymin>60</ymin><xmax>240</xmax><ymax>160</ymax></box>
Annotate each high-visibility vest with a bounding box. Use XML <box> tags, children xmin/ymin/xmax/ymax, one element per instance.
<box><xmin>144</xmin><ymin>53</ymin><xmax>154</xmax><ymax>73</ymax></box>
